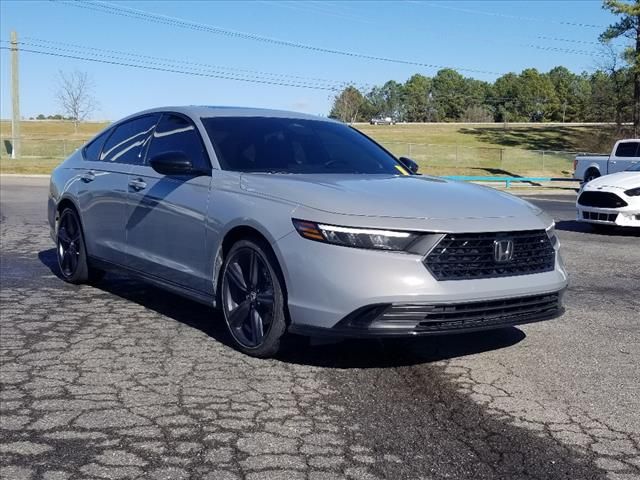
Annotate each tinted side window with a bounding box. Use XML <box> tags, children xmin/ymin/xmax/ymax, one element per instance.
<box><xmin>614</xmin><ymin>142</ymin><xmax>639</xmax><ymax>157</ymax></box>
<box><xmin>202</xmin><ymin>117</ymin><xmax>400</xmax><ymax>174</ymax></box>
<box><xmin>100</xmin><ymin>115</ymin><xmax>160</xmax><ymax>164</ymax></box>
<box><xmin>83</xmin><ymin>129</ymin><xmax>111</xmax><ymax>161</ymax></box>
<box><xmin>146</xmin><ymin>114</ymin><xmax>210</xmax><ymax>170</ymax></box>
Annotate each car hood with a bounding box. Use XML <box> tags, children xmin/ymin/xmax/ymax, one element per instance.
<box><xmin>585</xmin><ymin>171</ymin><xmax>640</xmax><ymax>190</ymax></box>
<box><xmin>240</xmin><ymin>174</ymin><xmax>543</xmax><ymax>220</ymax></box>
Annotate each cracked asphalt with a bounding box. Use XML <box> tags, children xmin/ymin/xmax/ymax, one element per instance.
<box><xmin>1</xmin><ymin>176</ymin><xmax>639</xmax><ymax>480</ymax></box>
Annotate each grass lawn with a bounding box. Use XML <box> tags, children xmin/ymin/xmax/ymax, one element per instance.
<box><xmin>0</xmin><ymin>158</ymin><xmax>64</xmax><ymax>175</ymax></box>
<box><xmin>0</xmin><ymin>120</ymin><xmax>629</xmax><ymax>176</ymax></box>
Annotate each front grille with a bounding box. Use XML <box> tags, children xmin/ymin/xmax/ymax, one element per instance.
<box><xmin>424</xmin><ymin>230</ymin><xmax>555</xmax><ymax>281</ymax></box>
<box><xmin>578</xmin><ymin>191</ymin><xmax>627</xmax><ymax>208</ymax></box>
<box><xmin>583</xmin><ymin>211</ymin><xmax>618</xmax><ymax>222</ymax></box>
<box><xmin>414</xmin><ymin>293</ymin><xmax>561</xmax><ymax>332</ymax></box>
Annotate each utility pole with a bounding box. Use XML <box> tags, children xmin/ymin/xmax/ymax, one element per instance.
<box><xmin>10</xmin><ymin>31</ymin><xmax>21</xmax><ymax>160</ymax></box>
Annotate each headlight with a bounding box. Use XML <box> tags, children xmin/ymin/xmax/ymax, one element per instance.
<box><xmin>624</xmin><ymin>187</ymin><xmax>640</xmax><ymax>196</ymax></box>
<box><xmin>546</xmin><ymin>222</ymin><xmax>558</xmax><ymax>248</ymax></box>
<box><xmin>292</xmin><ymin>219</ymin><xmax>419</xmax><ymax>251</ymax></box>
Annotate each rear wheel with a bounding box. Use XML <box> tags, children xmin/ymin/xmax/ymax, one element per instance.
<box><xmin>221</xmin><ymin>239</ymin><xmax>287</xmax><ymax>358</ymax></box>
<box><xmin>56</xmin><ymin>208</ymin><xmax>89</xmax><ymax>284</ymax></box>
<box><xmin>56</xmin><ymin>207</ymin><xmax>104</xmax><ymax>284</ymax></box>
<box><xmin>584</xmin><ymin>168</ymin><xmax>600</xmax><ymax>183</ymax></box>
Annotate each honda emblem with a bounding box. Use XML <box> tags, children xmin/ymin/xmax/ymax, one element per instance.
<box><xmin>493</xmin><ymin>239</ymin><xmax>514</xmax><ymax>263</ymax></box>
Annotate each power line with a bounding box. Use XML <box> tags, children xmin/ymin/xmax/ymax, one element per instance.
<box><xmin>20</xmin><ymin>37</ymin><xmax>371</xmax><ymax>90</ymax></box>
<box><xmin>536</xmin><ymin>35</ymin><xmax>609</xmax><ymax>47</ymax></box>
<box><xmin>264</xmin><ymin>0</ymin><xmax>609</xmax><ymax>52</ymax></box>
<box><xmin>418</xmin><ymin>2</ymin><xmax>605</xmax><ymax>29</ymax></box>
<box><xmin>52</xmin><ymin>0</ymin><xmax>503</xmax><ymax>76</ymax></box>
<box><xmin>525</xmin><ymin>44</ymin><xmax>609</xmax><ymax>58</ymax></box>
<box><xmin>0</xmin><ymin>45</ymin><xmax>346</xmax><ymax>91</ymax></box>
<box><xmin>0</xmin><ymin>43</ymin><xmax>531</xmax><ymax>106</ymax></box>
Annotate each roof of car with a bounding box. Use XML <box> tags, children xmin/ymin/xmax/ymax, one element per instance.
<box><xmin>127</xmin><ymin>105</ymin><xmax>338</xmax><ymax>123</ymax></box>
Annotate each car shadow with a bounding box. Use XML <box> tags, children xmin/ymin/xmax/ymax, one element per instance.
<box><xmin>556</xmin><ymin>220</ymin><xmax>640</xmax><ymax>237</ymax></box>
<box><xmin>38</xmin><ymin>248</ymin><xmax>527</xmax><ymax>368</ymax></box>
<box><xmin>276</xmin><ymin>328</ymin><xmax>526</xmax><ymax>368</ymax></box>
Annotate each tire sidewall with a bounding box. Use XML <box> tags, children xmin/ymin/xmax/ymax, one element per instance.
<box><xmin>57</xmin><ymin>208</ymin><xmax>89</xmax><ymax>284</ymax></box>
<box><xmin>221</xmin><ymin>239</ymin><xmax>287</xmax><ymax>357</ymax></box>
<box><xmin>584</xmin><ymin>169</ymin><xmax>600</xmax><ymax>183</ymax></box>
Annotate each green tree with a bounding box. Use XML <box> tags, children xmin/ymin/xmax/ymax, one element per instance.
<box><xmin>380</xmin><ymin>80</ymin><xmax>405</xmax><ymax>121</ymax></box>
<box><xmin>402</xmin><ymin>74</ymin><xmax>434</xmax><ymax>122</ymax></box>
<box><xmin>329</xmin><ymin>86</ymin><xmax>366</xmax><ymax>123</ymax></box>
<box><xmin>365</xmin><ymin>86</ymin><xmax>387</xmax><ymax>118</ymax></box>
<box><xmin>517</xmin><ymin>68</ymin><xmax>558</xmax><ymax>121</ymax></box>
<box><xmin>432</xmin><ymin>69</ymin><xmax>467</xmax><ymax>120</ymax></box>
<box><xmin>492</xmin><ymin>72</ymin><xmax>523</xmax><ymax>122</ymax></box>
<box><xmin>547</xmin><ymin>66</ymin><xmax>574</xmax><ymax>121</ymax></box>
<box><xmin>600</xmin><ymin>0</ymin><xmax>640</xmax><ymax>130</ymax></box>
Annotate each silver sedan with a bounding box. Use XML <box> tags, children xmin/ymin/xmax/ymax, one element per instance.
<box><xmin>48</xmin><ymin>106</ymin><xmax>568</xmax><ymax>357</ymax></box>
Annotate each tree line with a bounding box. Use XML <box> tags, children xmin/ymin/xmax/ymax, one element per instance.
<box><xmin>329</xmin><ymin>65</ymin><xmax>635</xmax><ymax>124</ymax></box>
<box><xmin>331</xmin><ymin>1</ymin><xmax>640</xmax><ymax>126</ymax></box>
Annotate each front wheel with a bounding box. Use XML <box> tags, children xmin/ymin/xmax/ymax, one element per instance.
<box><xmin>220</xmin><ymin>239</ymin><xmax>287</xmax><ymax>358</ymax></box>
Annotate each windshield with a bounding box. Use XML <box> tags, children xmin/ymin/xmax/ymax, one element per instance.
<box><xmin>626</xmin><ymin>162</ymin><xmax>640</xmax><ymax>172</ymax></box>
<box><xmin>202</xmin><ymin>117</ymin><xmax>406</xmax><ymax>174</ymax></box>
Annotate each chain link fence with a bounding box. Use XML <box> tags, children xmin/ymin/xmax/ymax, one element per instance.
<box><xmin>1</xmin><ymin>136</ymin><xmax>577</xmax><ymax>178</ymax></box>
<box><xmin>1</xmin><ymin>136</ymin><xmax>87</xmax><ymax>160</ymax></box>
<box><xmin>381</xmin><ymin>142</ymin><xmax>576</xmax><ymax>178</ymax></box>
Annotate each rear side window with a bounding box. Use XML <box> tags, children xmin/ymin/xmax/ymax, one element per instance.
<box><xmin>146</xmin><ymin>114</ymin><xmax>210</xmax><ymax>170</ymax></box>
<box><xmin>83</xmin><ymin>129</ymin><xmax>111</xmax><ymax>161</ymax></box>
<box><xmin>100</xmin><ymin>114</ymin><xmax>160</xmax><ymax>164</ymax></box>
<box><xmin>614</xmin><ymin>142</ymin><xmax>640</xmax><ymax>157</ymax></box>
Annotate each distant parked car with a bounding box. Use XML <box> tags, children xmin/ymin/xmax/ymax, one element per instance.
<box><xmin>48</xmin><ymin>106</ymin><xmax>567</xmax><ymax>358</ymax></box>
<box><xmin>576</xmin><ymin>162</ymin><xmax>640</xmax><ymax>230</ymax></box>
<box><xmin>574</xmin><ymin>139</ymin><xmax>640</xmax><ymax>183</ymax></box>
<box><xmin>370</xmin><ymin>116</ymin><xmax>395</xmax><ymax>125</ymax></box>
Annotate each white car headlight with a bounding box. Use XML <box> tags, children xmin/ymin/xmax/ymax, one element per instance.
<box><xmin>546</xmin><ymin>222</ymin><xmax>558</xmax><ymax>248</ymax></box>
<box><xmin>624</xmin><ymin>187</ymin><xmax>640</xmax><ymax>196</ymax></box>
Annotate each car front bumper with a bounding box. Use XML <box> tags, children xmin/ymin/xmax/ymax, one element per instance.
<box><xmin>275</xmin><ymin>230</ymin><xmax>569</xmax><ymax>337</ymax></box>
<box><xmin>576</xmin><ymin>206</ymin><xmax>640</xmax><ymax>227</ymax></box>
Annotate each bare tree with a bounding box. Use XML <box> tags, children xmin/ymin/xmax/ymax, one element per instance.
<box><xmin>600</xmin><ymin>0</ymin><xmax>640</xmax><ymax>133</ymax></box>
<box><xmin>595</xmin><ymin>43</ymin><xmax>633</xmax><ymax>126</ymax></box>
<box><xmin>55</xmin><ymin>70</ymin><xmax>97</xmax><ymax>132</ymax></box>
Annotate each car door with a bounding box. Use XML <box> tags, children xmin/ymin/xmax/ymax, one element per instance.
<box><xmin>125</xmin><ymin>113</ymin><xmax>212</xmax><ymax>294</ymax></box>
<box><xmin>609</xmin><ymin>141</ymin><xmax>640</xmax><ymax>173</ymax></box>
<box><xmin>76</xmin><ymin>115</ymin><xmax>159</xmax><ymax>265</ymax></box>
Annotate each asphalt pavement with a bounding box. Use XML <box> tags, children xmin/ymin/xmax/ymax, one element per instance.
<box><xmin>1</xmin><ymin>176</ymin><xmax>639</xmax><ymax>480</ymax></box>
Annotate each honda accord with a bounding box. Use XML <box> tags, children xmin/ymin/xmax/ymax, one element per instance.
<box><xmin>48</xmin><ymin>107</ymin><xmax>568</xmax><ymax>357</ymax></box>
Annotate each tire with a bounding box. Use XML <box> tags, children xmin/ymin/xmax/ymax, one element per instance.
<box><xmin>584</xmin><ymin>168</ymin><xmax>600</xmax><ymax>183</ymax></box>
<box><xmin>56</xmin><ymin>207</ymin><xmax>90</xmax><ymax>284</ymax></box>
<box><xmin>220</xmin><ymin>238</ymin><xmax>287</xmax><ymax>358</ymax></box>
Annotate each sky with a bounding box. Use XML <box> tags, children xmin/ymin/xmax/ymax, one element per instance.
<box><xmin>0</xmin><ymin>0</ymin><xmax>626</xmax><ymax>121</ymax></box>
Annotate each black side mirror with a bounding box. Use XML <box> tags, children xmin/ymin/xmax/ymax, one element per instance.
<box><xmin>149</xmin><ymin>152</ymin><xmax>196</xmax><ymax>176</ymax></box>
<box><xmin>398</xmin><ymin>156</ymin><xmax>419</xmax><ymax>174</ymax></box>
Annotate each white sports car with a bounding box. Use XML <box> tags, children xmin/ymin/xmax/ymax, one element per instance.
<box><xmin>577</xmin><ymin>162</ymin><xmax>640</xmax><ymax>229</ymax></box>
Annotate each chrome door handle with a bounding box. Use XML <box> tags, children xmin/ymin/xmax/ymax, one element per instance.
<box><xmin>80</xmin><ymin>170</ymin><xmax>96</xmax><ymax>183</ymax></box>
<box><xmin>129</xmin><ymin>178</ymin><xmax>147</xmax><ymax>191</ymax></box>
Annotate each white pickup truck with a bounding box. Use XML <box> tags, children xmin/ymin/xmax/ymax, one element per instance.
<box><xmin>574</xmin><ymin>139</ymin><xmax>640</xmax><ymax>182</ymax></box>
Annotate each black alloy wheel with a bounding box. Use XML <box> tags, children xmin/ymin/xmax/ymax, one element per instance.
<box><xmin>56</xmin><ymin>208</ymin><xmax>90</xmax><ymax>283</ymax></box>
<box><xmin>221</xmin><ymin>239</ymin><xmax>287</xmax><ymax>357</ymax></box>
